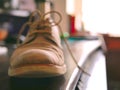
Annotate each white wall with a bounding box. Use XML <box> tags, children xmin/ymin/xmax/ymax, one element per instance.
<box><xmin>82</xmin><ymin>0</ymin><xmax>120</xmax><ymax>35</ymax></box>
<box><xmin>52</xmin><ymin>0</ymin><xmax>69</xmax><ymax>33</ymax></box>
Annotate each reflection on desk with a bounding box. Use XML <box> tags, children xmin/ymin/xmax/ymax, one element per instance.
<box><xmin>76</xmin><ymin>50</ymin><xmax>107</xmax><ymax>90</ymax></box>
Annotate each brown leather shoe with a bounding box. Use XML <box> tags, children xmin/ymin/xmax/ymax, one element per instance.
<box><xmin>8</xmin><ymin>10</ymin><xmax>66</xmax><ymax>77</ymax></box>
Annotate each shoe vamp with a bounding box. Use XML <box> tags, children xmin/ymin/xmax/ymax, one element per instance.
<box><xmin>10</xmin><ymin>44</ymin><xmax>64</xmax><ymax>68</ymax></box>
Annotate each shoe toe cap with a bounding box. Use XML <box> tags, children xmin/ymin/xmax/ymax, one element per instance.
<box><xmin>10</xmin><ymin>49</ymin><xmax>64</xmax><ymax>68</ymax></box>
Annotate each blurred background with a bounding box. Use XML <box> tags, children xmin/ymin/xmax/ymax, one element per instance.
<box><xmin>0</xmin><ymin>0</ymin><xmax>120</xmax><ymax>44</ymax></box>
<box><xmin>0</xmin><ymin>0</ymin><xmax>120</xmax><ymax>48</ymax></box>
<box><xmin>0</xmin><ymin>0</ymin><xmax>68</xmax><ymax>45</ymax></box>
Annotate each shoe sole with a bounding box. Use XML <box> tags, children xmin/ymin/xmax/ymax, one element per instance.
<box><xmin>8</xmin><ymin>64</ymin><xmax>66</xmax><ymax>78</ymax></box>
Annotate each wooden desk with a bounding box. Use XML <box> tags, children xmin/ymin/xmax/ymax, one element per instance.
<box><xmin>0</xmin><ymin>39</ymin><xmax>101</xmax><ymax>90</ymax></box>
<box><xmin>101</xmin><ymin>35</ymin><xmax>120</xmax><ymax>90</ymax></box>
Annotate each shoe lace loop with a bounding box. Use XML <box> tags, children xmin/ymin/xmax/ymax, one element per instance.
<box><xmin>17</xmin><ymin>10</ymin><xmax>90</xmax><ymax>76</ymax></box>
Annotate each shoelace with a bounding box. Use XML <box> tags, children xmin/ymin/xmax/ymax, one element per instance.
<box><xmin>17</xmin><ymin>10</ymin><xmax>90</xmax><ymax>76</ymax></box>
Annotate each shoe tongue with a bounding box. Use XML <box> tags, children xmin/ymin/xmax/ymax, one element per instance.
<box><xmin>20</xmin><ymin>29</ymin><xmax>52</xmax><ymax>45</ymax></box>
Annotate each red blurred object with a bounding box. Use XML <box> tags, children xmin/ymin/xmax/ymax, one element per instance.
<box><xmin>69</xmin><ymin>15</ymin><xmax>76</xmax><ymax>34</ymax></box>
<box><xmin>102</xmin><ymin>34</ymin><xmax>120</xmax><ymax>51</ymax></box>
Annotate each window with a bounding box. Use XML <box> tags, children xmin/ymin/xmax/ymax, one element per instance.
<box><xmin>67</xmin><ymin>0</ymin><xmax>120</xmax><ymax>35</ymax></box>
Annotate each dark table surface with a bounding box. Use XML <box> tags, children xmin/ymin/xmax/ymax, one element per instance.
<box><xmin>0</xmin><ymin>39</ymin><xmax>101</xmax><ymax>90</ymax></box>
